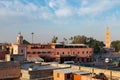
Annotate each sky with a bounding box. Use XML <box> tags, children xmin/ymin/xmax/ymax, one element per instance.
<box><xmin>0</xmin><ymin>0</ymin><xmax>120</xmax><ymax>43</ymax></box>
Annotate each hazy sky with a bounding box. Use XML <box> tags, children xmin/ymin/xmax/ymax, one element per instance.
<box><xmin>0</xmin><ymin>0</ymin><xmax>120</xmax><ymax>43</ymax></box>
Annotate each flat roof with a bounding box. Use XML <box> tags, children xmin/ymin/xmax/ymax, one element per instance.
<box><xmin>0</xmin><ymin>61</ymin><xmax>20</xmax><ymax>68</ymax></box>
<box><xmin>55</xmin><ymin>68</ymin><xmax>79</xmax><ymax>74</ymax></box>
<box><xmin>55</xmin><ymin>68</ymin><xmax>91</xmax><ymax>75</ymax></box>
<box><xmin>27</xmin><ymin>57</ymin><xmax>44</xmax><ymax>62</ymax></box>
<box><xmin>51</xmin><ymin>43</ymin><xmax>87</xmax><ymax>46</ymax></box>
<box><xmin>73</xmin><ymin>70</ymin><xmax>91</xmax><ymax>75</ymax></box>
<box><xmin>21</xmin><ymin>62</ymin><xmax>59</xmax><ymax>70</ymax></box>
<box><xmin>65</xmin><ymin>44</ymin><xmax>86</xmax><ymax>46</ymax></box>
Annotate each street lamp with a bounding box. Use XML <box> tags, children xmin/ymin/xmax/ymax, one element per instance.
<box><xmin>105</xmin><ymin>58</ymin><xmax>109</xmax><ymax>69</ymax></box>
<box><xmin>105</xmin><ymin>58</ymin><xmax>112</xmax><ymax>80</ymax></box>
<box><xmin>31</xmin><ymin>32</ymin><xmax>34</xmax><ymax>44</ymax></box>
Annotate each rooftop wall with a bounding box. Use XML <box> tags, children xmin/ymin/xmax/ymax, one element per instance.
<box><xmin>71</xmin><ymin>65</ymin><xmax>120</xmax><ymax>79</ymax></box>
<box><xmin>44</xmin><ymin>62</ymin><xmax>120</xmax><ymax>79</ymax></box>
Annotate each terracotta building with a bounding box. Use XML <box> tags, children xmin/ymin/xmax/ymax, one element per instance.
<box><xmin>26</xmin><ymin>43</ymin><xmax>93</xmax><ymax>63</ymax></box>
<box><xmin>53</xmin><ymin>68</ymin><xmax>103</xmax><ymax>80</ymax></box>
<box><xmin>53</xmin><ymin>68</ymin><xmax>79</xmax><ymax>80</ymax></box>
<box><xmin>8</xmin><ymin>34</ymin><xmax>93</xmax><ymax>63</ymax></box>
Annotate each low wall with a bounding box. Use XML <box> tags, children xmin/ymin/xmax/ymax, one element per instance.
<box><xmin>41</xmin><ymin>62</ymin><xmax>120</xmax><ymax>78</ymax></box>
<box><xmin>71</xmin><ymin>65</ymin><xmax>120</xmax><ymax>79</ymax></box>
<box><xmin>22</xmin><ymin>62</ymin><xmax>120</xmax><ymax>80</ymax></box>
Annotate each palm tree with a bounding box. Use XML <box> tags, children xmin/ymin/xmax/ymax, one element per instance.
<box><xmin>52</xmin><ymin>36</ymin><xmax>58</xmax><ymax>43</ymax></box>
<box><xmin>63</xmin><ymin>38</ymin><xmax>68</xmax><ymax>44</ymax></box>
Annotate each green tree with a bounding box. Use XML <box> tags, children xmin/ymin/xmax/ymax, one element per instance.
<box><xmin>63</xmin><ymin>37</ymin><xmax>68</xmax><ymax>44</ymax></box>
<box><xmin>70</xmin><ymin>35</ymin><xmax>87</xmax><ymax>44</ymax></box>
<box><xmin>52</xmin><ymin>36</ymin><xmax>58</xmax><ymax>43</ymax></box>
<box><xmin>69</xmin><ymin>35</ymin><xmax>105</xmax><ymax>53</ymax></box>
<box><xmin>23</xmin><ymin>39</ymin><xmax>30</xmax><ymax>44</ymax></box>
<box><xmin>86</xmin><ymin>38</ymin><xmax>105</xmax><ymax>53</ymax></box>
<box><xmin>111</xmin><ymin>40</ymin><xmax>120</xmax><ymax>52</ymax></box>
<box><xmin>51</xmin><ymin>35</ymin><xmax>105</xmax><ymax>53</ymax></box>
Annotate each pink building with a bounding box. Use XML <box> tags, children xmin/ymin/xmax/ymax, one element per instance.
<box><xmin>10</xmin><ymin>34</ymin><xmax>93</xmax><ymax>63</ymax></box>
<box><xmin>26</xmin><ymin>43</ymin><xmax>93</xmax><ymax>63</ymax></box>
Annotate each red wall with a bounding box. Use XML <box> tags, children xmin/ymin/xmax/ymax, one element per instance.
<box><xmin>0</xmin><ymin>52</ymin><xmax>5</xmax><ymax>60</ymax></box>
<box><xmin>26</xmin><ymin>47</ymin><xmax>93</xmax><ymax>62</ymax></box>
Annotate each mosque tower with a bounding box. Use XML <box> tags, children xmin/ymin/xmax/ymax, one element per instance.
<box><xmin>17</xmin><ymin>32</ymin><xmax>23</xmax><ymax>45</ymax></box>
<box><xmin>105</xmin><ymin>27</ymin><xmax>110</xmax><ymax>48</ymax></box>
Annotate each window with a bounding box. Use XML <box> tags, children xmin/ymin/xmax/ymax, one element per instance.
<box><xmin>48</xmin><ymin>51</ymin><xmax>51</xmax><ymax>54</ymax></box>
<box><xmin>78</xmin><ymin>52</ymin><xmax>79</xmax><ymax>54</ymax></box>
<box><xmin>67</xmin><ymin>74</ymin><xmax>70</xmax><ymax>79</ymax></box>
<box><xmin>33</xmin><ymin>52</ymin><xmax>36</xmax><ymax>54</ymax></box>
<box><xmin>68</xmin><ymin>52</ymin><xmax>69</xmax><ymax>54</ymax></box>
<box><xmin>82</xmin><ymin>51</ymin><xmax>84</xmax><ymax>54</ymax></box>
<box><xmin>86</xmin><ymin>51</ymin><xmax>88</xmax><ymax>54</ymax></box>
<box><xmin>90</xmin><ymin>51</ymin><xmax>92</xmax><ymax>53</ymax></box>
<box><xmin>42</xmin><ymin>51</ymin><xmax>46</xmax><ymax>53</ymax></box>
<box><xmin>38</xmin><ymin>52</ymin><xmax>41</xmax><ymax>54</ymax></box>
<box><xmin>11</xmin><ymin>58</ymin><xmax>14</xmax><ymax>61</ymax></box>
<box><xmin>27</xmin><ymin>52</ymin><xmax>30</xmax><ymax>54</ymax></box>
<box><xmin>73</xmin><ymin>52</ymin><xmax>75</xmax><ymax>54</ymax></box>
<box><xmin>62</xmin><ymin>52</ymin><xmax>64</xmax><ymax>54</ymax></box>
<box><xmin>21</xmin><ymin>49</ymin><xmax>23</xmax><ymax>53</ymax></box>
<box><xmin>57</xmin><ymin>52</ymin><xmax>59</xmax><ymax>55</ymax></box>
<box><xmin>57</xmin><ymin>73</ymin><xmax>60</xmax><ymax>78</ymax></box>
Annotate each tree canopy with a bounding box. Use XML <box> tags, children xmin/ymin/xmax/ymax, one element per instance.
<box><xmin>51</xmin><ymin>36</ymin><xmax>58</xmax><ymax>43</ymax></box>
<box><xmin>23</xmin><ymin>39</ymin><xmax>30</xmax><ymax>44</ymax></box>
<box><xmin>69</xmin><ymin>35</ymin><xmax>105</xmax><ymax>53</ymax></box>
<box><xmin>70</xmin><ymin>35</ymin><xmax>87</xmax><ymax>44</ymax></box>
<box><xmin>51</xmin><ymin>35</ymin><xmax>105</xmax><ymax>53</ymax></box>
<box><xmin>111</xmin><ymin>40</ymin><xmax>120</xmax><ymax>52</ymax></box>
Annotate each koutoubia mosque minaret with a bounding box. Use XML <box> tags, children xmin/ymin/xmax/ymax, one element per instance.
<box><xmin>105</xmin><ymin>27</ymin><xmax>111</xmax><ymax>48</ymax></box>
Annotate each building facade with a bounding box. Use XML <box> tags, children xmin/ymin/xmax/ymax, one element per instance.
<box><xmin>53</xmin><ymin>68</ymin><xmax>102</xmax><ymax>80</ymax></box>
<box><xmin>26</xmin><ymin>43</ymin><xmax>93</xmax><ymax>63</ymax></box>
<box><xmin>9</xmin><ymin>33</ymin><xmax>26</xmax><ymax>56</ymax></box>
<box><xmin>8</xmin><ymin>34</ymin><xmax>93</xmax><ymax>63</ymax></box>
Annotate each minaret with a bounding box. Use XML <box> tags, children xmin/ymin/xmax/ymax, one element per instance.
<box><xmin>17</xmin><ymin>32</ymin><xmax>23</xmax><ymax>45</ymax></box>
<box><xmin>105</xmin><ymin>27</ymin><xmax>110</xmax><ymax>48</ymax></box>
